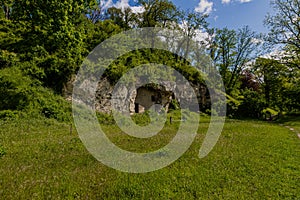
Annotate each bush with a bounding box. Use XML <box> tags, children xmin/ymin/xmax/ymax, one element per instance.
<box><xmin>131</xmin><ymin>112</ymin><xmax>152</xmax><ymax>126</ymax></box>
<box><xmin>96</xmin><ymin>112</ymin><xmax>115</xmax><ymax>125</ymax></box>
<box><xmin>0</xmin><ymin>67</ymin><xmax>33</xmax><ymax>110</ymax></box>
<box><xmin>31</xmin><ymin>87</ymin><xmax>72</xmax><ymax>122</ymax></box>
<box><xmin>0</xmin><ymin>67</ymin><xmax>71</xmax><ymax>122</ymax></box>
<box><xmin>0</xmin><ymin>144</ymin><xmax>6</xmax><ymax>158</ymax></box>
<box><xmin>0</xmin><ymin>110</ymin><xmax>20</xmax><ymax>120</ymax></box>
<box><xmin>261</xmin><ymin>108</ymin><xmax>279</xmax><ymax>120</ymax></box>
<box><xmin>236</xmin><ymin>89</ymin><xmax>265</xmax><ymax>118</ymax></box>
<box><xmin>226</xmin><ymin>94</ymin><xmax>242</xmax><ymax>118</ymax></box>
<box><xmin>169</xmin><ymin>99</ymin><xmax>180</xmax><ymax>111</ymax></box>
<box><xmin>262</xmin><ymin>108</ymin><xmax>278</xmax><ymax>116</ymax></box>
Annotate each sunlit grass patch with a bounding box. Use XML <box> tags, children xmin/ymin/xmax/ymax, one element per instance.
<box><xmin>0</xmin><ymin>115</ymin><xmax>299</xmax><ymax>199</ymax></box>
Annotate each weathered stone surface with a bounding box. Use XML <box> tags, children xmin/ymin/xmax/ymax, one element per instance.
<box><xmin>95</xmin><ymin>78</ymin><xmax>113</xmax><ymax>113</ymax></box>
<box><xmin>65</xmin><ymin>76</ymin><xmax>209</xmax><ymax>114</ymax></box>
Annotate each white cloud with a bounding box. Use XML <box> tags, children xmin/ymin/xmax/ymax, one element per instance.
<box><xmin>101</xmin><ymin>0</ymin><xmax>113</xmax><ymax>9</ymax></box>
<box><xmin>214</xmin><ymin>15</ymin><xmax>219</xmax><ymax>21</ymax></box>
<box><xmin>131</xmin><ymin>6</ymin><xmax>145</xmax><ymax>14</ymax></box>
<box><xmin>251</xmin><ymin>38</ymin><xmax>264</xmax><ymax>45</ymax></box>
<box><xmin>262</xmin><ymin>48</ymin><xmax>286</xmax><ymax>60</ymax></box>
<box><xmin>221</xmin><ymin>0</ymin><xmax>252</xmax><ymax>4</ymax></box>
<box><xmin>222</xmin><ymin>0</ymin><xmax>231</xmax><ymax>4</ymax></box>
<box><xmin>102</xmin><ymin>0</ymin><xmax>144</xmax><ymax>13</ymax></box>
<box><xmin>115</xmin><ymin>0</ymin><xmax>130</xmax><ymax>10</ymax></box>
<box><xmin>195</xmin><ymin>0</ymin><xmax>214</xmax><ymax>15</ymax></box>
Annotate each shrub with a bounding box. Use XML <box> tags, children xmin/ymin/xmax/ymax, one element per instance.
<box><xmin>236</xmin><ymin>89</ymin><xmax>265</xmax><ymax>118</ymax></box>
<box><xmin>261</xmin><ymin>108</ymin><xmax>279</xmax><ymax>120</ymax></box>
<box><xmin>131</xmin><ymin>112</ymin><xmax>152</xmax><ymax>126</ymax></box>
<box><xmin>0</xmin><ymin>145</ymin><xmax>6</xmax><ymax>158</ymax></box>
<box><xmin>31</xmin><ymin>87</ymin><xmax>72</xmax><ymax>122</ymax></box>
<box><xmin>0</xmin><ymin>67</ymin><xmax>71</xmax><ymax>122</ymax></box>
<box><xmin>226</xmin><ymin>93</ymin><xmax>242</xmax><ymax>118</ymax></box>
<box><xmin>0</xmin><ymin>110</ymin><xmax>20</xmax><ymax>120</ymax></box>
<box><xmin>169</xmin><ymin>99</ymin><xmax>180</xmax><ymax>111</ymax></box>
<box><xmin>96</xmin><ymin>112</ymin><xmax>115</xmax><ymax>125</ymax></box>
<box><xmin>0</xmin><ymin>67</ymin><xmax>33</xmax><ymax>110</ymax></box>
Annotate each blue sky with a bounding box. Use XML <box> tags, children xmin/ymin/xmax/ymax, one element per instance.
<box><xmin>172</xmin><ymin>0</ymin><xmax>273</xmax><ymax>33</ymax></box>
<box><xmin>106</xmin><ymin>0</ymin><xmax>273</xmax><ymax>33</ymax></box>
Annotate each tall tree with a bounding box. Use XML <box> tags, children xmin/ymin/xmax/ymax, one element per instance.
<box><xmin>107</xmin><ymin>7</ymin><xmax>138</xmax><ymax>29</ymax></box>
<box><xmin>227</xmin><ymin>26</ymin><xmax>259</xmax><ymax>91</ymax></box>
<box><xmin>264</xmin><ymin>0</ymin><xmax>300</xmax><ymax>69</ymax></box>
<box><xmin>137</xmin><ymin>0</ymin><xmax>178</xmax><ymax>28</ymax></box>
<box><xmin>208</xmin><ymin>26</ymin><xmax>261</xmax><ymax>93</ymax></box>
<box><xmin>265</xmin><ymin>0</ymin><xmax>300</xmax><ymax>52</ymax></box>
<box><xmin>253</xmin><ymin>57</ymin><xmax>300</xmax><ymax>113</ymax></box>
<box><xmin>212</xmin><ymin>28</ymin><xmax>237</xmax><ymax>84</ymax></box>
<box><xmin>177</xmin><ymin>10</ymin><xmax>207</xmax><ymax>61</ymax></box>
<box><xmin>1</xmin><ymin>0</ymin><xmax>96</xmax><ymax>92</ymax></box>
<box><xmin>0</xmin><ymin>0</ymin><xmax>13</xmax><ymax>19</ymax></box>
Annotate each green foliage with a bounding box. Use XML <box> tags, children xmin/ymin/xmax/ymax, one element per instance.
<box><xmin>0</xmin><ymin>67</ymin><xmax>33</xmax><ymax>110</ymax></box>
<box><xmin>0</xmin><ymin>50</ymin><xmax>18</xmax><ymax>69</ymax></box>
<box><xmin>96</xmin><ymin>112</ymin><xmax>115</xmax><ymax>125</ymax></box>
<box><xmin>137</xmin><ymin>0</ymin><xmax>179</xmax><ymax>28</ymax></box>
<box><xmin>237</xmin><ymin>89</ymin><xmax>266</xmax><ymax>118</ymax></box>
<box><xmin>226</xmin><ymin>93</ymin><xmax>242</xmax><ymax>118</ymax></box>
<box><xmin>32</xmin><ymin>88</ymin><xmax>72</xmax><ymax>122</ymax></box>
<box><xmin>0</xmin><ymin>0</ymin><xmax>97</xmax><ymax>93</ymax></box>
<box><xmin>254</xmin><ymin>57</ymin><xmax>299</xmax><ymax>113</ymax></box>
<box><xmin>169</xmin><ymin>99</ymin><xmax>180</xmax><ymax>110</ymax></box>
<box><xmin>0</xmin><ymin>67</ymin><xmax>71</xmax><ymax>122</ymax></box>
<box><xmin>208</xmin><ymin>26</ymin><xmax>261</xmax><ymax>94</ymax></box>
<box><xmin>0</xmin><ymin>0</ymin><xmax>299</xmax><ymax>121</ymax></box>
<box><xmin>0</xmin><ymin>110</ymin><xmax>20</xmax><ymax>120</ymax></box>
<box><xmin>107</xmin><ymin>7</ymin><xmax>138</xmax><ymax>30</ymax></box>
<box><xmin>262</xmin><ymin>108</ymin><xmax>279</xmax><ymax>116</ymax></box>
<box><xmin>0</xmin><ymin>144</ymin><xmax>6</xmax><ymax>158</ymax></box>
<box><xmin>105</xmin><ymin>49</ymin><xmax>204</xmax><ymax>85</ymax></box>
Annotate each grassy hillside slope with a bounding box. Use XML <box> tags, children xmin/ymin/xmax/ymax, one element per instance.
<box><xmin>0</xmin><ymin>116</ymin><xmax>299</xmax><ymax>199</ymax></box>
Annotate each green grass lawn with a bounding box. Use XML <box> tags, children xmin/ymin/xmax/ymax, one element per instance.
<box><xmin>278</xmin><ymin>115</ymin><xmax>300</xmax><ymax>133</ymax></box>
<box><xmin>0</xmin><ymin>116</ymin><xmax>300</xmax><ymax>199</ymax></box>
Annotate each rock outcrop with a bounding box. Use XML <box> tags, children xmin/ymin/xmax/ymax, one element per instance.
<box><xmin>66</xmin><ymin>76</ymin><xmax>210</xmax><ymax>114</ymax></box>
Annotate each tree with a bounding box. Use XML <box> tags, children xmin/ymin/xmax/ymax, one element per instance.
<box><xmin>240</xmin><ymin>69</ymin><xmax>260</xmax><ymax>91</ymax></box>
<box><xmin>0</xmin><ymin>0</ymin><xmax>13</xmax><ymax>19</ymax></box>
<box><xmin>265</xmin><ymin>0</ymin><xmax>300</xmax><ymax>53</ymax></box>
<box><xmin>227</xmin><ymin>26</ymin><xmax>260</xmax><ymax>91</ymax></box>
<box><xmin>253</xmin><ymin>57</ymin><xmax>300</xmax><ymax>113</ymax></box>
<box><xmin>83</xmin><ymin>19</ymin><xmax>122</xmax><ymax>52</ymax></box>
<box><xmin>137</xmin><ymin>0</ymin><xmax>179</xmax><ymax>28</ymax></box>
<box><xmin>211</xmin><ymin>28</ymin><xmax>236</xmax><ymax>85</ymax></box>
<box><xmin>176</xmin><ymin>10</ymin><xmax>208</xmax><ymax>61</ymax></box>
<box><xmin>208</xmin><ymin>26</ymin><xmax>261</xmax><ymax>93</ymax></box>
<box><xmin>106</xmin><ymin>7</ymin><xmax>138</xmax><ymax>29</ymax></box>
<box><xmin>0</xmin><ymin>0</ymin><xmax>96</xmax><ymax>92</ymax></box>
<box><xmin>264</xmin><ymin>0</ymin><xmax>300</xmax><ymax>70</ymax></box>
<box><xmin>87</xmin><ymin>0</ymin><xmax>106</xmax><ymax>23</ymax></box>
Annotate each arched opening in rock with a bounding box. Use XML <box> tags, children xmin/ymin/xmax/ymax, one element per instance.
<box><xmin>132</xmin><ymin>84</ymin><xmax>173</xmax><ymax>114</ymax></box>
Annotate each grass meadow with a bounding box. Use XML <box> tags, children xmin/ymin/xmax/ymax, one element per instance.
<box><xmin>0</xmin><ymin>114</ymin><xmax>300</xmax><ymax>199</ymax></box>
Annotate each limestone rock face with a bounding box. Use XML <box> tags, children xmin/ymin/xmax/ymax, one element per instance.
<box><xmin>95</xmin><ymin>78</ymin><xmax>113</xmax><ymax>113</ymax></box>
<box><xmin>66</xmin><ymin>77</ymin><xmax>209</xmax><ymax>114</ymax></box>
<box><xmin>94</xmin><ymin>78</ymin><xmax>208</xmax><ymax>114</ymax></box>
